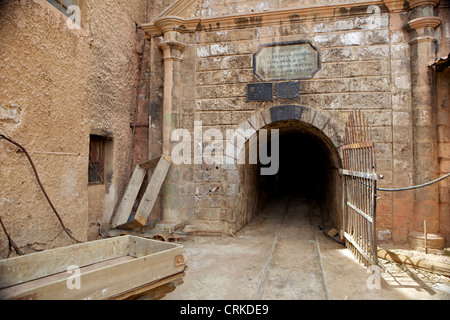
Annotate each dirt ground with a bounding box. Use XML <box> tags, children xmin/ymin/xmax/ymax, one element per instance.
<box><xmin>163</xmin><ymin>196</ymin><xmax>450</xmax><ymax>300</ymax></box>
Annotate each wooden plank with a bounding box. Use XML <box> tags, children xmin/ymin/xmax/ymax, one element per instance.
<box><xmin>0</xmin><ymin>248</ymin><xmax>186</xmax><ymax>300</ymax></box>
<box><xmin>108</xmin><ymin>272</ymin><xmax>185</xmax><ymax>300</ymax></box>
<box><xmin>128</xmin><ymin>235</ymin><xmax>180</xmax><ymax>257</ymax></box>
<box><xmin>0</xmin><ymin>256</ymin><xmax>135</xmax><ymax>300</ymax></box>
<box><xmin>115</xmin><ymin>213</ymin><xmax>147</xmax><ymax>230</ymax></box>
<box><xmin>0</xmin><ymin>236</ymin><xmax>187</xmax><ymax>300</ymax></box>
<box><xmin>378</xmin><ymin>249</ymin><xmax>450</xmax><ymax>277</ymax></box>
<box><xmin>104</xmin><ymin>228</ymin><xmax>188</xmax><ymax>241</ymax></box>
<box><xmin>131</xmin><ymin>154</ymin><xmax>171</xmax><ymax>224</ymax></box>
<box><xmin>139</xmin><ymin>156</ymin><xmax>162</xmax><ymax>171</ymax></box>
<box><xmin>0</xmin><ymin>237</ymin><xmax>130</xmax><ymax>288</ymax></box>
<box><xmin>111</xmin><ymin>165</ymin><xmax>147</xmax><ymax>228</ymax></box>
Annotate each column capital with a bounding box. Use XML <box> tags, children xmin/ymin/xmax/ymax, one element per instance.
<box><xmin>407</xmin><ymin>0</ymin><xmax>439</xmax><ymax>9</ymax></box>
<box><xmin>382</xmin><ymin>0</ymin><xmax>439</xmax><ymax>13</ymax></box>
<box><xmin>158</xmin><ymin>41</ymin><xmax>186</xmax><ymax>52</ymax></box>
<box><xmin>408</xmin><ymin>16</ymin><xmax>442</xmax><ymax>30</ymax></box>
<box><xmin>406</xmin><ymin>16</ymin><xmax>441</xmax><ymax>44</ymax></box>
<box><xmin>158</xmin><ymin>41</ymin><xmax>186</xmax><ymax>61</ymax></box>
<box><xmin>154</xmin><ymin>16</ymin><xmax>185</xmax><ymax>35</ymax></box>
<box><xmin>382</xmin><ymin>0</ymin><xmax>404</xmax><ymax>13</ymax></box>
<box><xmin>154</xmin><ymin>16</ymin><xmax>186</xmax><ymax>60</ymax></box>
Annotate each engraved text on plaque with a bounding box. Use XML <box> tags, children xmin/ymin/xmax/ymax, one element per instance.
<box><xmin>253</xmin><ymin>41</ymin><xmax>321</xmax><ymax>81</ymax></box>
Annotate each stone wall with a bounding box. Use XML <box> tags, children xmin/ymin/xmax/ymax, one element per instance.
<box><xmin>194</xmin><ymin>8</ymin><xmax>394</xmax><ymax>236</ymax></box>
<box><xmin>436</xmin><ymin>4</ymin><xmax>450</xmax><ymax>246</ymax></box>
<box><xmin>191</xmin><ymin>0</ymin><xmax>383</xmax><ymax>18</ymax></box>
<box><xmin>147</xmin><ymin>2</ymin><xmax>394</xmax><ymax>235</ymax></box>
<box><xmin>145</xmin><ymin>0</ymin><xmax>449</xmax><ymax>244</ymax></box>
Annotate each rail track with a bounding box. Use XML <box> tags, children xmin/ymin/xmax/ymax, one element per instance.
<box><xmin>254</xmin><ymin>195</ymin><xmax>331</xmax><ymax>300</ymax></box>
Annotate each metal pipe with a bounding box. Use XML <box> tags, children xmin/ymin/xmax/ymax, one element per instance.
<box><xmin>377</xmin><ymin>172</ymin><xmax>450</xmax><ymax>192</ymax></box>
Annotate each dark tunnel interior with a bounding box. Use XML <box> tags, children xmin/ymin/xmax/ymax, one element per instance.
<box><xmin>258</xmin><ymin>124</ymin><xmax>335</xmax><ymax>203</ymax></box>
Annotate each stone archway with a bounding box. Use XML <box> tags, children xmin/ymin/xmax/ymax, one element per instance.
<box><xmin>231</xmin><ymin>105</ymin><xmax>345</xmax><ymax>234</ymax></box>
<box><xmin>235</xmin><ymin>105</ymin><xmax>345</xmax><ymax>152</ymax></box>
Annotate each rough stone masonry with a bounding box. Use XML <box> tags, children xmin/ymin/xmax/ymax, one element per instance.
<box><xmin>141</xmin><ymin>0</ymin><xmax>449</xmax><ymax>248</ymax></box>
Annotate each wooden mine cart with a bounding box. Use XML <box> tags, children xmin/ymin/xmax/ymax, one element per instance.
<box><xmin>0</xmin><ymin>235</ymin><xmax>187</xmax><ymax>300</ymax></box>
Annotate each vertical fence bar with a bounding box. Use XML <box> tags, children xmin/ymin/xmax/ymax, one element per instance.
<box><xmin>342</xmin><ymin>110</ymin><xmax>378</xmax><ymax>267</ymax></box>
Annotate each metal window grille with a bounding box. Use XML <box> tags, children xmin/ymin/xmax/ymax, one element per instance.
<box><xmin>88</xmin><ymin>136</ymin><xmax>105</xmax><ymax>185</ymax></box>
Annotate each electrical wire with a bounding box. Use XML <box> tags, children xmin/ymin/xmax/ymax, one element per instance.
<box><xmin>0</xmin><ymin>215</ymin><xmax>23</xmax><ymax>256</ymax></box>
<box><xmin>0</xmin><ymin>133</ymin><xmax>81</xmax><ymax>244</ymax></box>
<box><xmin>318</xmin><ymin>225</ymin><xmax>345</xmax><ymax>245</ymax></box>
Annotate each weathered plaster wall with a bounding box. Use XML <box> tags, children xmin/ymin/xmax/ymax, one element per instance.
<box><xmin>0</xmin><ymin>0</ymin><xmax>91</xmax><ymax>256</ymax></box>
<box><xmin>0</xmin><ymin>0</ymin><xmax>148</xmax><ymax>257</ymax></box>
<box><xmin>83</xmin><ymin>0</ymin><xmax>147</xmax><ymax>235</ymax></box>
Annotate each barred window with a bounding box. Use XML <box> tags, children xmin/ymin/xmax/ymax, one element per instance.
<box><xmin>88</xmin><ymin>135</ymin><xmax>105</xmax><ymax>185</ymax></box>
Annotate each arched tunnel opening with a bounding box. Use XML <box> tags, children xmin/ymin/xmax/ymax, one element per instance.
<box><xmin>237</xmin><ymin>120</ymin><xmax>342</xmax><ymax>233</ymax></box>
<box><xmin>274</xmin><ymin>131</ymin><xmax>331</xmax><ymax>200</ymax></box>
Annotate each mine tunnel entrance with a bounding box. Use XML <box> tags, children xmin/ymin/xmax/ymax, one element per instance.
<box><xmin>275</xmin><ymin>131</ymin><xmax>331</xmax><ymax>200</ymax></box>
<box><xmin>237</xmin><ymin>120</ymin><xmax>343</xmax><ymax>233</ymax></box>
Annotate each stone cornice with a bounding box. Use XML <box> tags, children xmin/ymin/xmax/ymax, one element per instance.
<box><xmin>142</xmin><ymin>0</ymin><xmax>391</xmax><ymax>36</ymax></box>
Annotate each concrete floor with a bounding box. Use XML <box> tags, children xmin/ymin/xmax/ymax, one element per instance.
<box><xmin>164</xmin><ymin>196</ymin><xmax>449</xmax><ymax>300</ymax></box>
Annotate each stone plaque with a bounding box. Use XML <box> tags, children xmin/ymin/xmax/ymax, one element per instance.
<box><xmin>253</xmin><ymin>41</ymin><xmax>321</xmax><ymax>81</ymax></box>
<box><xmin>247</xmin><ymin>83</ymin><xmax>273</xmax><ymax>101</ymax></box>
<box><xmin>276</xmin><ymin>81</ymin><xmax>300</xmax><ymax>99</ymax></box>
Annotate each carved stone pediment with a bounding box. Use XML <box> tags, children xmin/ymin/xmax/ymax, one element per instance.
<box><xmin>142</xmin><ymin>0</ymin><xmax>404</xmax><ymax>36</ymax></box>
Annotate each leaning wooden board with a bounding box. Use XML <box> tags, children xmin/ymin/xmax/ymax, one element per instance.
<box><xmin>0</xmin><ymin>236</ymin><xmax>187</xmax><ymax>300</ymax></box>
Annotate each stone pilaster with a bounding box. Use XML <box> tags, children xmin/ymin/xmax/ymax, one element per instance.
<box><xmin>405</xmin><ymin>0</ymin><xmax>445</xmax><ymax>248</ymax></box>
<box><xmin>155</xmin><ymin>17</ymin><xmax>186</xmax><ymax>222</ymax></box>
<box><xmin>155</xmin><ymin>17</ymin><xmax>186</xmax><ymax>156</ymax></box>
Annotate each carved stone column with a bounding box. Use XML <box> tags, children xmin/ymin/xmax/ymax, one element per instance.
<box><xmin>155</xmin><ymin>17</ymin><xmax>186</xmax><ymax>222</ymax></box>
<box><xmin>406</xmin><ymin>0</ymin><xmax>445</xmax><ymax>248</ymax></box>
<box><xmin>155</xmin><ymin>17</ymin><xmax>186</xmax><ymax>156</ymax></box>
